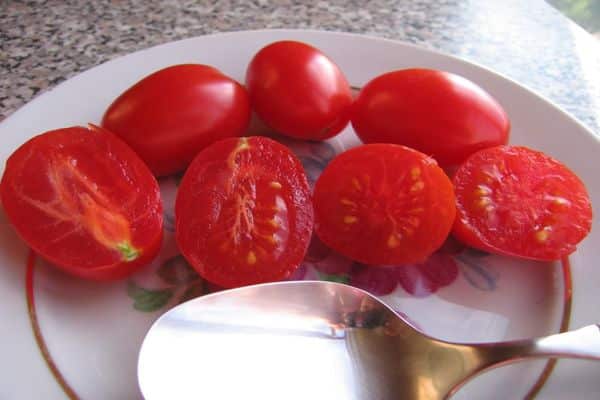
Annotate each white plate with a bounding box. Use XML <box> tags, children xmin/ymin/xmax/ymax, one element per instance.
<box><xmin>0</xmin><ymin>30</ymin><xmax>598</xmax><ymax>400</ymax></box>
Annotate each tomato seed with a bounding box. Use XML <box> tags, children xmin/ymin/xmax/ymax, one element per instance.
<box><xmin>247</xmin><ymin>251</ymin><xmax>257</xmax><ymax>265</ymax></box>
<box><xmin>410</xmin><ymin>181</ymin><xmax>424</xmax><ymax>192</ymax></box>
<box><xmin>344</xmin><ymin>215</ymin><xmax>358</xmax><ymax>224</ymax></box>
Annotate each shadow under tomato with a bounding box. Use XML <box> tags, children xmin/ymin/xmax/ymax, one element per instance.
<box><xmin>298</xmin><ymin>234</ymin><xmax>461</xmax><ymax>298</ymax></box>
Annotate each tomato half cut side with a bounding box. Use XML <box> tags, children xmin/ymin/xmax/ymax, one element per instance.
<box><xmin>453</xmin><ymin>145</ymin><xmax>592</xmax><ymax>261</ymax></box>
<box><xmin>313</xmin><ymin>144</ymin><xmax>456</xmax><ymax>265</ymax></box>
<box><xmin>0</xmin><ymin>125</ymin><xmax>163</xmax><ymax>280</ymax></box>
<box><xmin>175</xmin><ymin>136</ymin><xmax>313</xmax><ymax>288</ymax></box>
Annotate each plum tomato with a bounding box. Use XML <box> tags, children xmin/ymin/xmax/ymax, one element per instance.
<box><xmin>102</xmin><ymin>64</ymin><xmax>251</xmax><ymax>176</ymax></box>
<box><xmin>175</xmin><ymin>136</ymin><xmax>313</xmax><ymax>288</ymax></box>
<box><xmin>245</xmin><ymin>40</ymin><xmax>353</xmax><ymax>141</ymax></box>
<box><xmin>453</xmin><ymin>145</ymin><xmax>592</xmax><ymax>261</ymax></box>
<box><xmin>313</xmin><ymin>144</ymin><xmax>456</xmax><ymax>265</ymax></box>
<box><xmin>0</xmin><ymin>125</ymin><xmax>163</xmax><ymax>280</ymax></box>
<box><xmin>351</xmin><ymin>68</ymin><xmax>510</xmax><ymax>168</ymax></box>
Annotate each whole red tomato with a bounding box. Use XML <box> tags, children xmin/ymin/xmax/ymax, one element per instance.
<box><xmin>0</xmin><ymin>125</ymin><xmax>163</xmax><ymax>280</ymax></box>
<box><xmin>246</xmin><ymin>40</ymin><xmax>353</xmax><ymax>141</ymax></box>
<box><xmin>102</xmin><ymin>64</ymin><xmax>251</xmax><ymax>176</ymax></box>
<box><xmin>351</xmin><ymin>69</ymin><xmax>510</xmax><ymax>168</ymax></box>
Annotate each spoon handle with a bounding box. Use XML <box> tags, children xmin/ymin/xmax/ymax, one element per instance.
<box><xmin>524</xmin><ymin>324</ymin><xmax>600</xmax><ymax>360</ymax></box>
<box><xmin>476</xmin><ymin>324</ymin><xmax>600</xmax><ymax>365</ymax></box>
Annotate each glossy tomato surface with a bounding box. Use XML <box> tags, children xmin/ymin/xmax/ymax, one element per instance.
<box><xmin>351</xmin><ymin>68</ymin><xmax>510</xmax><ymax>168</ymax></box>
<box><xmin>175</xmin><ymin>136</ymin><xmax>313</xmax><ymax>288</ymax></box>
<box><xmin>246</xmin><ymin>40</ymin><xmax>353</xmax><ymax>140</ymax></box>
<box><xmin>453</xmin><ymin>145</ymin><xmax>592</xmax><ymax>261</ymax></box>
<box><xmin>313</xmin><ymin>144</ymin><xmax>456</xmax><ymax>265</ymax></box>
<box><xmin>102</xmin><ymin>64</ymin><xmax>251</xmax><ymax>176</ymax></box>
<box><xmin>0</xmin><ymin>125</ymin><xmax>163</xmax><ymax>280</ymax></box>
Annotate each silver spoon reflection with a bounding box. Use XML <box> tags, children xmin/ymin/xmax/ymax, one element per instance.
<box><xmin>138</xmin><ymin>281</ymin><xmax>600</xmax><ymax>400</ymax></box>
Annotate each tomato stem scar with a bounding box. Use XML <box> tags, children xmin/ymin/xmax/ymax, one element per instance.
<box><xmin>116</xmin><ymin>242</ymin><xmax>140</xmax><ymax>262</ymax></box>
<box><xmin>227</xmin><ymin>137</ymin><xmax>251</xmax><ymax>170</ymax></box>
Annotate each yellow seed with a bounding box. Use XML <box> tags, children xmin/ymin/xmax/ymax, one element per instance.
<box><xmin>410</xmin><ymin>167</ymin><xmax>421</xmax><ymax>179</ymax></box>
<box><xmin>269</xmin><ymin>218</ymin><xmax>279</xmax><ymax>228</ymax></box>
<box><xmin>387</xmin><ymin>234</ymin><xmax>400</xmax><ymax>248</ymax></box>
<box><xmin>407</xmin><ymin>216</ymin><xmax>421</xmax><ymax>228</ymax></box>
<box><xmin>352</xmin><ymin>178</ymin><xmax>362</xmax><ymax>190</ymax></box>
<box><xmin>477</xmin><ymin>197</ymin><xmax>491</xmax><ymax>208</ymax></box>
<box><xmin>270</xmin><ymin>181</ymin><xmax>282</xmax><ymax>189</ymax></box>
<box><xmin>266</xmin><ymin>235</ymin><xmax>277</xmax><ymax>245</ymax></box>
<box><xmin>410</xmin><ymin>181</ymin><xmax>424</xmax><ymax>192</ymax></box>
<box><xmin>247</xmin><ymin>251</ymin><xmax>257</xmax><ymax>265</ymax></box>
<box><xmin>343</xmin><ymin>215</ymin><xmax>358</xmax><ymax>224</ymax></box>
<box><xmin>475</xmin><ymin>185</ymin><xmax>492</xmax><ymax>196</ymax></box>
<box><xmin>535</xmin><ymin>229</ymin><xmax>550</xmax><ymax>242</ymax></box>
<box><xmin>340</xmin><ymin>198</ymin><xmax>356</xmax><ymax>207</ymax></box>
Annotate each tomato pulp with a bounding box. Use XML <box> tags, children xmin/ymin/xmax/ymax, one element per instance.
<box><xmin>175</xmin><ymin>136</ymin><xmax>313</xmax><ymax>288</ymax></box>
<box><xmin>102</xmin><ymin>64</ymin><xmax>251</xmax><ymax>176</ymax></box>
<box><xmin>0</xmin><ymin>125</ymin><xmax>163</xmax><ymax>280</ymax></box>
<box><xmin>453</xmin><ymin>145</ymin><xmax>592</xmax><ymax>260</ymax></box>
<box><xmin>351</xmin><ymin>68</ymin><xmax>510</xmax><ymax>168</ymax></box>
<box><xmin>246</xmin><ymin>40</ymin><xmax>353</xmax><ymax>140</ymax></box>
<box><xmin>313</xmin><ymin>144</ymin><xmax>456</xmax><ymax>265</ymax></box>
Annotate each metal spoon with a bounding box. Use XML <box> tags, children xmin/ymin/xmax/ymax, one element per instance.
<box><xmin>138</xmin><ymin>281</ymin><xmax>600</xmax><ymax>400</ymax></box>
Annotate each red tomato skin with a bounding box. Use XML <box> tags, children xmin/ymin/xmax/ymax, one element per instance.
<box><xmin>351</xmin><ymin>69</ymin><xmax>510</xmax><ymax>167</ymax></box>
<box><xmin>453</xmin><ymin>145</ymin><xmax>592</xmax><ymax>261</ymax></box>
<box><xmin>313</xmin><ymin>144</ymin><xmax>456</xmax><ymax>266</ymax></box>
<box><xmin>246</xmin><ymin>41</ymin><xmax>353</xmax><ymax>140</ymax></box>
<box><xmin>102</xmin><ymin>64</ymin><xmax>251</xmax><ymax>176</ymax></box>
<box><xmin>0</xmin><ymin>125</ymin><xmax>163</xmax><ymax>280</ymax></box>
<box><xmin>175</xmin><ymin>136</ymin><xmax>313</xmax><ymax>288</ymax></box>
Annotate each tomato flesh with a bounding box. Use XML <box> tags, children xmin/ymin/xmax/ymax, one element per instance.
<box><xmin>453</xmin><ymin>145</ymin><xmax>592</xmax><ymax>261</ymax></box>
<box><xmin>313</xmin><ymin>144</ymin><xmax>456</xmax><ymax>265</ymax></box>
<box><xmin>351</xmin><ymin>68</ymin><xmax>510</xmax><ymax>168</ymax></box>
<box><xmin>0</xmin><ymin>125</ymin><xmax>163</xmax><ymax>280</ymax></box>
<box><xmin>175</xmin><ymin>136</ymin><xmax>313</xmax><ymax>288</ymax></box>
<box><xmin>246</xmin><ymin>40</ymin><xmax>353</xmax><ymax>140</ymax></box>
<box><xmin>102</xmin><ymin>64</ymin><xmax>251</xmax><ymax>176</ymax></box>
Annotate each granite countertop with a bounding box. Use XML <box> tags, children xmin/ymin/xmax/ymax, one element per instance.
<box><xmin>1</xmin><ymin>0</ymin><xmax>600</xmax><ymax>136</ymax></box>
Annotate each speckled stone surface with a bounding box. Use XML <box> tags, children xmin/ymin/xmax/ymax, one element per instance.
<box><xmin>1</xmin><ymin>0</ymin><xmax>599</xmax><ymax>135</ymax></box>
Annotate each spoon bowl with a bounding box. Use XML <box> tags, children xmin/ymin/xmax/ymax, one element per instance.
<box><xmin>138</xmin><ymin>281</ymin><xmax>600</xmax><ymax>400</ymax></box>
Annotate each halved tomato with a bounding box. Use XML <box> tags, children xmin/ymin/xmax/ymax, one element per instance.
<box><xmin>313</xmin><ymin>144</ymin><xmax>456</xmax><ymax>265</ymax></box>
<box><xmin>175</xmin><ymin>136</ymin><xmax>313</xmax><ymax>288</ymax></box>
<box><xmin>0</xmin><ymin>125</ymin><xmax>163</xmax><ymax>280</ymax></box>
<box><xmin>453</xmin><ymin>145</ymin><xmax>592</xmax><ymax>261</ymax></box>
